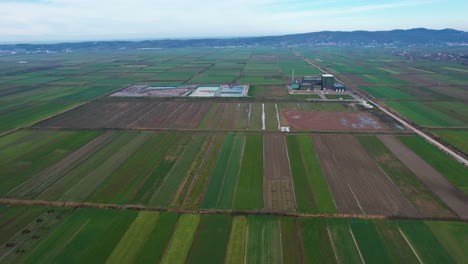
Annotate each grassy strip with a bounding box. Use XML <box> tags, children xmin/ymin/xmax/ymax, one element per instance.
<box><xmin>425</xmin><ymin>221</ymin><xmax>468</xmax><ymax>264</ymax></box>
<box><xmin>372</xmin><ymin>220</ymin><xmax>420</xmax><ymax>263</ymax></box>
<box><xmin>287</xmin><ymin>135</ymin><xmax>336</xmax><ymax>213</ymax></box>
<box><xmin>326</xmin><ymin>218</ymin><xmax>362</xmax><ymax>263</ymax></box>
<box><xmin>160</xmin><ymin>214</ymin><xmax>201</xmax><ymax>264</ymax></box>
<box><xmin>36</xmin><ymin>132</ymin><xmax>128</xmax><ymax>200</ymax></box>
<box><xmin>399</xmin><ymin>136</ymin><xmax>468</xmax><ymax>193</ymax></box>
<box><xmin>0</xmin><ymin>205</ymin><xmax>45</xmax><ymax>245</ymax></box>
<box><xmin>150</xmin><ymin>134</ymin><xmax>206</xmax><ymax>207</ymax></box>
<box><xmin>349</xmin><ymin>219</ymin><xmax>392</xmax><ymax>264</ymax></box>
<box><xmin>20</xmin><ymin>208</ymin><xmax>98</xmax><ymax>264</ymax></box>
<box><xmin>281</xmin><ymin>217</ymin><xmax>303</xmax><ymax>264</ymax></box>
<box><xmin>200</xmin><ymin>134</ymin><xmax>235</xmax><ymax>208</ymax></box>
<box><xmin>386</xmin><ymin>101</ymin><xmax>466</xmax><ymax>127</ymax></box>
<box><xmin>106</xmin><ymin>211</ymin><xmax>160</xmax><ymax>263</ymax></box>
<box><xmin>170</xmin><ymin>134</ymin><xmax>213</xmax><ymax>208</ymax></box>
<box><xmin>431</xmin><ymin>129</ymin><xmax>468</xmax><ymax>154</ymax></box>
<box><xmin>88</xmin><ymin>132</ymin><xmax>170</xmax><ymax>203</ymax></box>
<box><xmin>149</xmin><ymin>134</ymin><xmax>206</xmax><ymax>207</ymax></box>
<box><xmin>0</xmin><ymin>101</ymin><xmax>81</xmax><ymax>130</ymax></box>
<box><xmin>398</xmin><ymin>220</ymin><xmax>455</xmax><ymax>264</ymax></box>
<box><xmin>357</xmin><ymin>135</ymin><xmax>455</xmax><ymax>217</ymax></box>
<box><xmin>301</xmin><ymin>136</ymin><xmax>337</xmax><ymax>213</ymax></box>
<box><xmin>183</xmin><ymin>134</ymin><xmax>224</xmax><ymax>209</ymax></box>
<box><xmin>136</xmin><ymin>212</ymin><xmax>179</xmax><ymax>263</ymax></box>
<box><xmin>77</xmin><ymin>210</ymin><xmax>138</xmax><ymax>263</ymax></box>
<box><xmin>233</xmin><ymin>134</ymin><xmax>264</xmax><ymax>210</ymax></box>
<box><xmin>187</xmin><ymin>214</ymin><xmax>232</xmax><ymax>264</ymax></box>
<box><xmin>245</xmin><ymin>215</ymin><xmax>282</xmax><ymax>264</ymax></box>
<box><xmin>0</xmin><ymin>130</ymin><xmax>99</xmax><ymax>196</ymax></box>
<box><xmin>130</xmin><ymin>133</ymin><xmax>182</xmax><ymax>204</ymax></box>
<box><xmin>60</xmin><ymin>132</ymin><xmax>152</xmax><ymax>201</ymax></box>
<box><xmin>286</xmin><ymin>135</ymin><xmax>317</xmax><ymax>213</ymax></box>
<box><xmin>299</xmin><ymin>218</ymin><xmax>336</xmax><ymax>264</ymax></box>
<box><xmin>225</xmin><ymin>216</ymin><xmax>247</xmax><ymax>264</ymax></box>
<box><xmin>217</xmin><ymin>134</ymin><xmax>245</xmax><ymax>209</ymax></box>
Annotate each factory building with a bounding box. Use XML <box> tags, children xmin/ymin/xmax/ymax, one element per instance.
<box><xmin>295</xmin><ymin>74</ymin><xmax>337</xmax><ymax>90</ymax></box>
<box><xmin>321</xmin><ymin>74</ymin><xmax>334</xmax><ymax>90</ymax></box>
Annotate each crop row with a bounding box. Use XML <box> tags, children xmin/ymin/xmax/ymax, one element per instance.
<box><xmin>1</xmin><ymin>130</ymin><xmax>465</xmax><ymax>218</ymax></box>
<box><xmin>0</xmin><ymin>205</ymin><xmax>465</xmax><ymax>263</ymax></box>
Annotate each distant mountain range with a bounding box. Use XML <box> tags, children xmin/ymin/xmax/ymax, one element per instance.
<box><xmin>1</xmin><ymin>28</ymin><xmax>467</xmax><ymax>53</ymax></box>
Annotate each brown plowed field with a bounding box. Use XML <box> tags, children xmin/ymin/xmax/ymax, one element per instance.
<box><xmin>36</xmin><ymin>101</ymin><xmax>209</xmax><ymax>130</ymax></box>
<box><xmin>378</xmin><ymin>135</ymin><xmax>468</xmax><ymax>219</ymax></box>
<box><xmin>282</xmin><ymin>111</ymin><xmax>388</xmax><ymax>131</ymax></box>
<box><xmin>263</xmin><ymin>134</ymin><xmax>296</xmax><ymax>212</ymax></box>
<box><xmin>312</xmin><ymin>134</ymin><xmax>419</xmax><ymax>217</ymax></box>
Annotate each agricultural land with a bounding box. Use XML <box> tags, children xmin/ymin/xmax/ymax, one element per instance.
<box><xmin>0</xmin><ymin>46</ymin><xmax>466</xmax><ymax>263</ymax></box>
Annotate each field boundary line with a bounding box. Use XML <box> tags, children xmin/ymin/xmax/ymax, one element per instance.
<box><xmin>27</xmin><ymin>126</ymin><xmax>416</xmax><ymax>135</ymax></box>
<box><xmin>348</xmin><ymin>184</ymin><xmax>365</xmax><ymax>214</ymax></box>
<box><xmin>0</xmin><ymin>198</ymin><xmax>466</xmax><ymax>222</ymax></box>
<box><xmin>398</xmin><ymin>227</ymin><xmax>424</xmax><ymax>264</ymax></box>
<box><xmin>326</xmin><ymin>224</ymin><xmax>340</xmax><ymax>264</ymax></box>
<box><xmin>349</xmin><ymin>227</ymin><xmax>366</xmax><ymax>264</ymax></box>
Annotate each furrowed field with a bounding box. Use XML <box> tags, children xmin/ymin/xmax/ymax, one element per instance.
<box><xmin>0</xmin><ymin>206</ymin><xmax>465</xmax><ymax>263</ymax></box>
<box><xmin>0</xmin><ymin>46</ymin><xmax>467</xmax><ymax>263</ymax></box>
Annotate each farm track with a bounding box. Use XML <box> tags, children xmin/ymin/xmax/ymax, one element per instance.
<box><xmin>0</xmin><ymin>198</ymin><xmax>465</xmax><ymax>222</ymax></box>
<box><xmin>27</xmin><ymin>126</ymin><xmax>414</xmax><ymax>135</ymax></box>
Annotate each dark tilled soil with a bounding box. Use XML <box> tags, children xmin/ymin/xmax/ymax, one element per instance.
<box><xmin>312</xmin><ymin>134</ymin><xmax>420</xmax><ymax>217</ymax></box>
<box><xmin>263</xmin><ymin>134</ymin><xmax>296</xmax><ymax>212</ymax></box>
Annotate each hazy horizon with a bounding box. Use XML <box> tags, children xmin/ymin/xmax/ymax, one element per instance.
<box><xmin>1</xmin><ymin>0</ymin><xmax>467</xmax><ymax>43</ymax></box>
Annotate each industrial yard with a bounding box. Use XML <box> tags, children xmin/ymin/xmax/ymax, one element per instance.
<box><xmin>0</xmin><ymin>46</ymin><xmax>466</xmax><ymax>263</ymax></box>
<box><xmin>111</xmin><ymin>84</ymin><xmax>249</xmax><ymax>98</ymax></box>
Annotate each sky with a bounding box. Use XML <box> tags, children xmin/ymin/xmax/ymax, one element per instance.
<box><xmin>0</xmin><ymin>0</ymin><xmax>467</xmax><ymax>43</ymax></box>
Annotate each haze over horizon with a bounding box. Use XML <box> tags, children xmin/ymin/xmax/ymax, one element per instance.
<box><xmin>1</xmin><ymin>0</ymin><xmax>467</xmax><ymax>43</ymax></box>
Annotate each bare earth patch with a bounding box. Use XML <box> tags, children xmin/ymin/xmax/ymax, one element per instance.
<box><xmin>263</xmin><ymin>134</ymin><xmax>296</xmax><ymax>212</ymax></box>
<box><xmin>282</xmin><ymin>111</ymin><xmax>388</xmax><ymax>131</ymax></box>
<box><xmin>312</xmin><ymin>134</ymin><xmax>419</xmax><ymax>217</ymax></box>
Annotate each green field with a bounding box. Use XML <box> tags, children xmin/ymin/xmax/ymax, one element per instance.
<box><xmin>225</xmin><ymin>216</ymin><xmax>248</xmax><ymax>264</ymax></box>
<box><xmin>286</xmin><ymin>135</ymin><xmax>336</xmax><ymax>213</ymax></box>
<box><xmin>246</xmin><ymin>215</ymin><xmax>282</xmax><ymax>264</ymax></box>
<box><xmin>187</xmin><ymin>214</ymin><xmax>232</xmax><ymax>264</ymax></box>
<box><xmin>349</xmin><ymin>219</ymin><xmax>393</xmax><ymax>264</ymax></box>
<box><xmin>426</xmin><ymin>221</ymin><xmax>468</xmax><ymax>263</ymax></box>
<box><xmin>0</xmin><ymin>205</ymin><xmax>466</xmax><ymax>263</ymax></box>
<box><xmin>359</xmin><ymin>86</ymin><xmax>415</xmax><ymax>99</ymax></box>
<box><xmin>299</xmin><ymin>218</ymin><xmax>336</xmax><ymax>264</ymax></box>
<box><xmin>326</xmin><ymin>219</ymin><xmax>363</xmax><ymax>263</ymax></box>
<box><xmin>201</xmin><ymin>133</ymin><xmax>244</xmax><ymax>209</ymax></box>
<box><xmin>233</xmin><ymin>134</ymin><xmax>264</xmax><ymax>210</ymax></box>
<box><xmin>399</xmin><ymin>136</ymin><xmax>468</xmax><ymax>193</ymax></box>
<box><xmin>386</xmin><ymin>101</ymin><xmax>468</xmax><ymax>127</ymax></box>
<box><xmin>160</xmin><ymin>214</ymin><xmax>200</xmax><ymax>264</ymax></box>
<box><xmin>1</xmin><ymin>46</ymin><xmax>467</xmax><ymax>263</ymax></box>
<box><xmin>431</xmin><ymin>129</ymin><xmax>468</xmax><ymax>154</ymax></box>
<box><xmin>398</xmin><ymin>220</ymin><xmax>455</xmax><ymax>264</ymax></box>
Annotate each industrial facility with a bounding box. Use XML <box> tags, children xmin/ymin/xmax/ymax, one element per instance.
<box><xmin>292</xmin><ymin>74</ymin><xmax>345</xmax><ymax>92</ymax></box>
